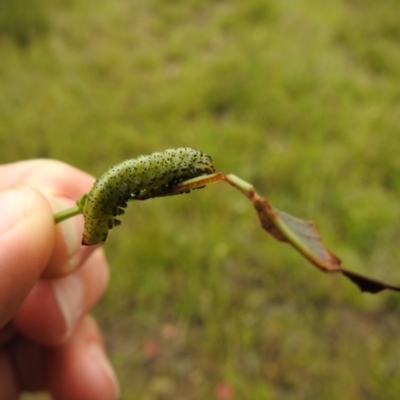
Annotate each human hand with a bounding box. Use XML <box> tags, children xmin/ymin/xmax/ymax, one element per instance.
<box><xmin>0</xmin><ymin>160</ymin><xmax>119</xmax><ymax>400</ymax></box>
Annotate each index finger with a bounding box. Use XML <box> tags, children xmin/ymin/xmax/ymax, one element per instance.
<box><xmin>0</xmin><ymin>160</ymin><xmax>98</xmax><ymax>278</ymax></box>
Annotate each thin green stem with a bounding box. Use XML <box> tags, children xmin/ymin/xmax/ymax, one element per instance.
<box><xmin>54</xmin><ymin>205</ymin><xmax>82</xmax><ymax>224</ymax></box>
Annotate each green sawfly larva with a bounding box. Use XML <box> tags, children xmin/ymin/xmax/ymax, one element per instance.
<box><xmin>82</xmin><ymin>147</ymin><xmax>215</xmax><ymax>245</ymax></box>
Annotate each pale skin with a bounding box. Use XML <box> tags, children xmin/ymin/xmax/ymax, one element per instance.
<box><xmin>0</xmin><ymin>160</ymin><xmax>119</xmax><ymax>400</ymax></box>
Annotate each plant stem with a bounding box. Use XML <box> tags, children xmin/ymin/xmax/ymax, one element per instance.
<box><xmin>54</xmin><ymin>205</ymin><xmax>82</xmax><ymax>224</ymax></box>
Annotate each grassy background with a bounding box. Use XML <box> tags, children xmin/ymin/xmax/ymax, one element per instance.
<box><xmin>1</xmin><ymin>0</ymin><xmax>400</xmax><ymax>398</ymax></box>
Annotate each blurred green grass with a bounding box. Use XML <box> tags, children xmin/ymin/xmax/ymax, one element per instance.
<box><xmin>1</xmin><ymin>0</ymin><xmax>400</xmax><ymax>398</ymax></box>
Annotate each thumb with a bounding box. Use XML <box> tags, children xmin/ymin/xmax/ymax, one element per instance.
<box><xmin>0</xmin><ymin>184</ymin><xmax>55</xmax><ymax>328</ymax></box>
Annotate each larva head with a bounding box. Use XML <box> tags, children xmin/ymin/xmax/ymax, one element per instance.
<box><xmin>185</xmin><ymin>148</ymin><xmax>215</xmax><ymax>176</ymax></box>
<box><xmin>167</xmin><ymin>147</ymin><xmax>215</xmax><ymax>184</ymax></box>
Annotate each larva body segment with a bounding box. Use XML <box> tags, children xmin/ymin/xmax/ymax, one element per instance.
<box><xmin>82</xmin><ymin>147</ymin><xmax>215</xmax><ymax>245</ymax></box>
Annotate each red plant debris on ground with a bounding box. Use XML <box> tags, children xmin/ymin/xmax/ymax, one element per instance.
<box><xmin>215</xmin><ymin>381</ymin><xmax>234</xmax><ymax>400</ymax></box>
<box><xmin>143</xmin><ymin>339</ymin><xmax>161</xmax><ymax>359</ymax></box>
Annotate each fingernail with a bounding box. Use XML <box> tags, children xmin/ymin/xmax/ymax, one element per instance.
<box><xmin>0</xmin><ymin>185</ymin><xmax>36</xmax><ymax>236</ymax></box>
<box><xmin>51</xmin><ymin>274</ymin><xmax>84</xmax><ymax>338</ymax></box>
<box><xmin>88</xmin><ymin>343</ymin><xmax>120</xmax><ymax>399</ymax></box>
